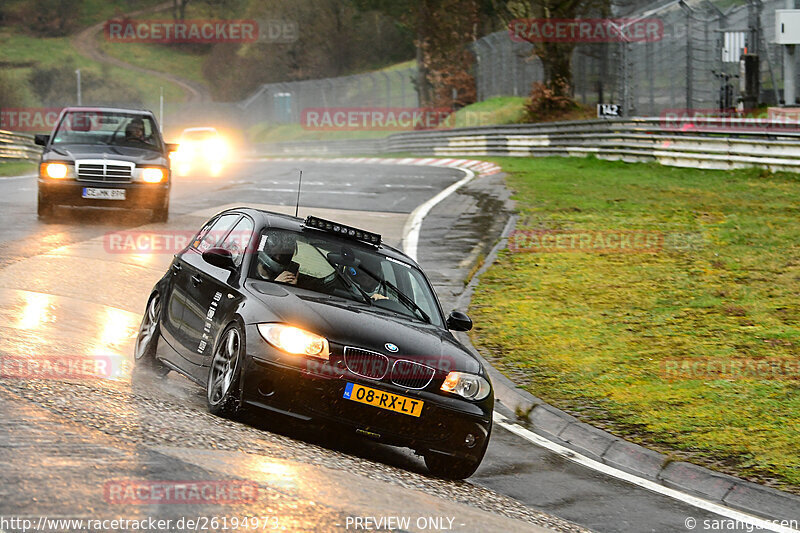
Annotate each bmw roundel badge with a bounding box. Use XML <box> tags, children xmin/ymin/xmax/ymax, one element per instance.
<box><xmin>385</xmin><ymin>343</ymin><xmax>399</xmax><ymax>353</ymax></box>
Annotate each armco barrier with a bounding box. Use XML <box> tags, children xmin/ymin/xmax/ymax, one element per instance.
<box><xmin>253</xmin><ymin>118</ymin><xmax>800</xmax><ymax>172</ymax></box>
<box><xmin>0</xmin><ymin>130</ymin><xmax>41</xmax><ymax>162</ymax></box>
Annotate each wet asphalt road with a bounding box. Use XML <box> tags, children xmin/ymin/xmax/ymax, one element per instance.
<box><xmin>0</xmin><ymin>159</ymin><xmax>755</xmax><ymax>532</ymax></box>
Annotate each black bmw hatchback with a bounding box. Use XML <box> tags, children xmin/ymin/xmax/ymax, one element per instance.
<box><xmin>135</xmin><ymin>207</ymin><xmax>493</xmax><ymax>479</ymax></box>
<box><xmin>35</xmin><ymin>107</ymin><xmax>173</xmax><ymax>221</ymax></box>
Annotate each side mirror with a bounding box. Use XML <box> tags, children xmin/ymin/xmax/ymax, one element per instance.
<box><xmin>34</xmin><ymin>134</ymin><xmax>50</xmax><ymax>146</ymax></box>
<box><xmin>202</xmin><ymin>247</ymin><xmax>236</xmax><ymax>270</ymax></box>
<box><xmin>446</xmin><ymin>310</ymin><xmax>473</xmax><ymax>332</ymax></box>
<box><xmin>165</xmin><ymin>143</ymin><xmax>179</xmax><ymax>153</ymax></box>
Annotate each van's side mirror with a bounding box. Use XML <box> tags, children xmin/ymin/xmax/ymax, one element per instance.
<box><xmin>446</xmin><ymin>310</ymin><xmax>473</xmax><ymax>332</ymax></box>
<box><xmin>165</xmin><ymin>143</ymin><xmax>179</xmax><ymax>153</ymax></box>
<box><xmin>34</xmin><ymin>134</ymin><xmax>50</xmax><ymax>146</ymax></box>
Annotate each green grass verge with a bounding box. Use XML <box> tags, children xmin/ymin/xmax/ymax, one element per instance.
<box><xmin>469</xmin><ymin>156</ymin><xmax>800</xmax><ymax>491</ymax></box>
<box><xmin>440</xmin><ymin>96</ymin><xmax>527</xmax><ymax>128</ymax></box>
<box><xmin>0</xmin><ymin>160</ymin><xmax>36</xmax><ymax>176</ymax></box>
<box><xmin>0</xmin><ymin>31</ymin><xmax>186</xmax><ymax>109</ymax></box>
<box><xmin>97</xmin><ymin>39</ymin><xmax>207</xmax><ymax>86</ymax></box>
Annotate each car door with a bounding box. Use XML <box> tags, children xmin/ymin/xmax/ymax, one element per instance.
<box><xmin>159</xmin><ymin>217</ymin><xmax>220</xmax><ymax>357</ymax></box>
<box><xmin>194</xmin><ymin>215</ymin><xmax>254</xmax><ymax>383</ymax></box>
<box><xmin>159</xmin><ymin>255</ymin><xmax>193</xmax><ymax>357</ymax></box>
<box><xmin>172</xmin><ymin>213</ymin><xmax>241</xmax><ymax>371</ymax></box>
<box><xmin>179</xmin><ymin>214</ymin><xmax>253</xmax><ymax>377</ymax></box>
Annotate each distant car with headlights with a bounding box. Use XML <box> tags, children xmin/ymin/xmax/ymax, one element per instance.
<box><xmin>34</xmin><ymin>107</ymin><xmax>174</xmax><ymax>222</ymax></box>
<box><xmin>172</xmin><ymin>127</ymin><xmax>228</xmax><ymax>177</ymax></box>
<box><xmin>134</xmin><ymin>207</ymin><xmax>493</xmax><ymax>479</ymax></box>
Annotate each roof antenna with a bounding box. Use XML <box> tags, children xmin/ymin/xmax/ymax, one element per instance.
<box><xmin>294</xmin><ymin>169</ymin><xmax>303</xmax><ymax>218</ymax></box>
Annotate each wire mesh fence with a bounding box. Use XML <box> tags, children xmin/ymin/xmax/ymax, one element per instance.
<box><xmin>474</xmin><ymin>0</ymin><xmax>797</xmax><ymax>117</ymax></box>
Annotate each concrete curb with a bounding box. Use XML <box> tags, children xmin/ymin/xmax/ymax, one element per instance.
<box><xmin>444</xmin><ymin>179</ymin><xmax>800</xmax><ymax>525</ymax></box>
<box><xmin>250</xmin><ymin>156</ymin><xmax>503</xmax><ymax>176</ymax></box>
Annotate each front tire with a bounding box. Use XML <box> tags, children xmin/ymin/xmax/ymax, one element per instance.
<box><xmin>37</xmin><ymin>191</ymin><xmax>53</xmax><ymax>220</ymax></box>
<box><xmin>151</xmin><ymin>195</ymin><xmax>169</xmax><ymax>223</ymax></box>
<box><xmin>133</xmin><ymin>293</ymin><xmax>169</xmax><ymax>377</ymax></box>
<box><xmin>424</xmin><ymin>426</ymin><xmax>491</xmax><ymax>480</ymax></box>
<box><xmin>206</xmin><ymin>323</ymin><xmax>244</xmax><ymax>418</ymax></box>
<box><xmin>424</xmin><ymin>452</ymin><xmax>485</xmax><ymax>480</ymax></box>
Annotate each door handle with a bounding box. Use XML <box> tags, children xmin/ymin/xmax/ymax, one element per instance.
<box><xmin>191</xmin><ymin>275</ymin><xmax>202</xmax><ymax>286</ymax></box>
<box><xmin>172</xmin><ymin>263</ymin><xmax>182</xmax><ymax>273</ymax></box>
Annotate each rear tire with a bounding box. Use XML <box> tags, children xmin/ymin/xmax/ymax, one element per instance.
<box><xmin>206</xmin><ymin>323</ymin><xmax>244</xmax><ymax>418</ymax></box>
<box><xmin>133</xmin><ymin>293</ymin><xmax>169</xmax><ymax>377</ymax></box>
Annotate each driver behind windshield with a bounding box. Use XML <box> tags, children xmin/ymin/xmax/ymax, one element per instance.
<box><xmin>124</xmin><ymin>118</ymin><xmax>149</xmax><ymax>144</ymax></box>
<box><xmin>257</xmin><ymin>231</ymin><xmax>298</xmax><ymax>285</ymax></box>
<box><xmin>345</xmin><ymin>255</ymin><xmax>388</xmax><ymax>301</ymax></box>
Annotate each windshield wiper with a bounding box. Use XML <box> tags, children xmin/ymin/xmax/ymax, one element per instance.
<box><xmin>315</xmin><ymin>250</ymin><xmax>373</xmax><ymax>305</ymax></box>
<box><xmin>358</xmin><ymin>266</ymin><xmax>430</xmax><ymax>324</ymax></box>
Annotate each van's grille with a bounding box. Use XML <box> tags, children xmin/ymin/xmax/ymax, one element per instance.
<box><xmin>343</xmin><ymin>347</ymin><xmax>389</xmax><ymax>380</ymax></box>
<box><xmin>76</xmin><ymin>160</ymin><xmax>133</xmax><ymax>182</ymax></box>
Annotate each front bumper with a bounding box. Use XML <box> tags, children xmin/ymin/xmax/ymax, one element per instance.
<box><xmin>39</xmin><ymin>178</ymin><xmax>170</xmax><ymax>210</ymax></box>
<box><xmin>240</xmin><ymin>325</ymin><xmax>493</xmax><ymax>460</ymax></box>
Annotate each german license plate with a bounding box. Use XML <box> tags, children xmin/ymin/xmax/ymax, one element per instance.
<box><xmin>343</xmin><ymin>382</ymin><xmax>423</xmax><ymax>417</ymax></box>
<box><xmin>82</xmin><ymin>187</ymin><xmax>125</xmax><ymax>200</ymax></box>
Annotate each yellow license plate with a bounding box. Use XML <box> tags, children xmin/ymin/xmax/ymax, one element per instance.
<box><xmin>343</xmin><ymin>382</ymin><xmax>424</xmax><ymax>417</ymax></box>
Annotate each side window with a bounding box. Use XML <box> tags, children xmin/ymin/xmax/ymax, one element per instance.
<box><xmin>194</xmin><ymin>214</ymin><xmax>241</xmax><ymax>252</ymax></box>
<box><xmin>218</xmin><ymin>216</ymin><xmax>254</xmax><ymax>268</ymax></box>
<box><xmin>407</xmin><ymin>273</ymin><xmax>435</xmax><ymax>319</ymax></box>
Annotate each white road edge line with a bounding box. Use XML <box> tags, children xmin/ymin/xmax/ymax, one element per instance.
<box><xmin>398</xmin><ymin>163</ymin><xmax>798</xmax><ymax>532</ymax></box>
<box><xmin>402</xmin><ymin>168</ymin><xmax>475</xmax><ymax>261</ymax></box>
<box><xmin>0</xmin><ymin>173</ymin><xmax>37</xmax><ymax>180</ymax></box>
<box><xmin>493</xmin><ymin>412</ymin><xmax>799</xmax><ymax>533</ymax></box>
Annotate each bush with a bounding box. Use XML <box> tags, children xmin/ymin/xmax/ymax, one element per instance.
<box><xmin>0</xmin><ymin>71</ymin><xmax>27</xmax><ymax>109</ymax></box>
<box><xmin>523</xmin><ymin>79</ymin><xmax>580</xmax><ymax>122</ymax></box>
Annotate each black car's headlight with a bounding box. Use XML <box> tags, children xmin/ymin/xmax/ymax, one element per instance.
<box><xmin>140</xmin><ymin>167</ymin><xmax>166</xmax><ymax>183</ymax></box>
<box><xmin>136</xmin><ymin>166</ymin><xmax>167</xmax><ymax>183</ymax></box>
<box><xmin>40</xmin><ymin>162</ymin><xmax>73</xmax><ymax>179</ymax></box>
<box><xmin>441</xmin><ymin>372</ymin><xmax>491</xmax><ymax>401</ymax></box>
<box><xmin>257</xmin><ymin>323</ymin><xmax>330</xmax><ymax>360</ymax></box>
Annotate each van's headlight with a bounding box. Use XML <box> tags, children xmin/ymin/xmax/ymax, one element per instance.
<box><xmin>41</xmin><ymin>162</ymin><xmax>70</xmax><ymax>179</ymax></box>
<box><xmin>257</xmin><ymin>324</ymin><xmax>329</xmax><ymax>360</ymax></box>
<box><xmin>441</xmin><ymin>372</ymin><xmax>491</xmax><ymax>401</ymax></box>
<box><xmin>141</xmin><ymin>168</ymin><xmax>166</xmax><ymax>183</ymax></box>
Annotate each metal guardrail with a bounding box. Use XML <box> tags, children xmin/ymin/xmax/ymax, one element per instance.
<box><xmin>253</xmin><ymin>118</ymin><xmax>800</xmax><ymax>172</ymax></box>
<box><xmin>0</xmin><ymin>129</ymin><xmax>41</xmax><ymax>162</ymax></box>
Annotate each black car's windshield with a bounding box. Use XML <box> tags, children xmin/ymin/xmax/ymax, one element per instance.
<box><xmin>52</xmin><ymin>110</ymin><xmax>161</xmax><ymax>151</ymax></box>
<box><xmin>250</xmin><ymin>229</ymin><xmax>443</xmax><ymax>327</ymax></box>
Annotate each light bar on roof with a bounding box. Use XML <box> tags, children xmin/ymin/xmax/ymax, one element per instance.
<box><xmin>304</xmin><ymin>216</ymin><xmax>381</xmax><ymax>246</ymax></box>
